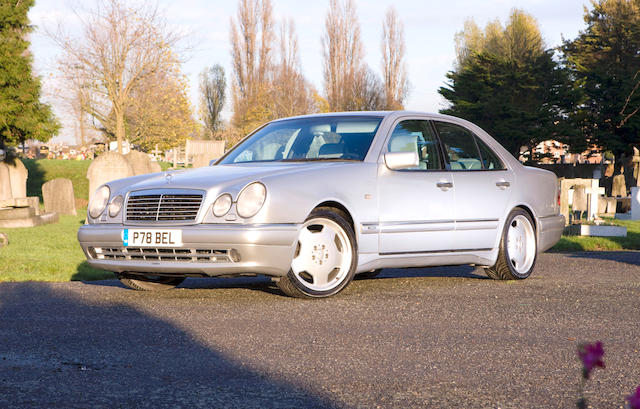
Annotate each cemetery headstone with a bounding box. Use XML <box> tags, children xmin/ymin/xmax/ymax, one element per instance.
<box><xmin>125</xmin><ymin>150</ymin><xmax>161</xmax><ymax>176</ymax></box>
<box><xmin>42</xmin><ymin>178</ymin><xmax>77</xmax><ymax>216</ymax></box>
<box><xmin>0</xmin><ymin>163</ymin><xmax>11</xmax><ymax>201</ymax></box>
<box><xmin>572</xmin><ymin>185</ymin><xmax>587</xmax><ymax>219</ymax></box>
<box><xmin>612</xmin><ymin>173</ymin><xmax>627</xmax><ymax>198</ymax></box>
<box><xmin>87</xmin><ymin>152</ymin><xmax>134</xmax><ymax>201</ymax></box>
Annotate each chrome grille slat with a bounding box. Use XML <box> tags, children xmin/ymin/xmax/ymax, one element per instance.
<box><xmin>125</xmin><ymin>191</ymin><xmax>204</xmax><ymax>223</ymax></box>
<box><xmin>92</xmin><ymin>247</ymin><xmax>231</xmax><ymax>263</ymax></box>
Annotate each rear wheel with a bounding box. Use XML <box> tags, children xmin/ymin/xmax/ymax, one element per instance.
<box><xmin>119</xmin><ymin>274</ymin><xmax>185</xmax><ymax>291</ymax></box>
<box><xmin>485</xmin><ymin>208</ymin><xmax>537</xmax><ymax>280</ymax></box>
<box><xmin>277</xmin><ymin>208</ymin><xmax>357</xmax><ymax>298</ymax></box>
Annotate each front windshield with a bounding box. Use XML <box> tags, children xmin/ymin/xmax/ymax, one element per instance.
<box><xmin>219</xmin><ymin>116</ymin><xmax>383</xmax><ymax>164</ymax></box>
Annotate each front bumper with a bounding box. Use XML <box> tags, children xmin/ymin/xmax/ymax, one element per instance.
<box><xmin>537</xmin><ymin>214</ymin><xmax>565</xmax><ymax>253</ymax></box>
<box><xmin>77</xmin><ymin>223</ymin><xmax>299</xmax><ymax>277</ymax></box>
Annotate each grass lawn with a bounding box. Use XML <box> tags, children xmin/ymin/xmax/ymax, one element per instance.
<box><xmin>551</xmin><ymin>218</ymin><xmax>640</xmax><ymax>251</ymax></box>
<box><xmin>0</xmin><ymin>210</ymin><xmax>113</xmax><ymax>282</ymax></box>
<box><xmin>23</xmin><ymin>158</ymin><xmax>91</xmax><ymax>199</ymax></box>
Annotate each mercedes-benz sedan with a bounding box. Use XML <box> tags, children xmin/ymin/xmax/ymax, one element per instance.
<box><xmin>78</xmin><ymin>111</ymin><xmax>565</xmax><ymax>297</ymax></box>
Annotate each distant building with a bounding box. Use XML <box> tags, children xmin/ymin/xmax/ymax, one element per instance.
<box><xmin>520</xmin><ymin>140</ymin><xmax>605</xmax><ymax>164</ymax></box>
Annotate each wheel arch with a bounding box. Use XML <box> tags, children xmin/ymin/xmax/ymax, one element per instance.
<box><xmin>313</xmin><ymin>200</ymin><xmax>355</xmax><ymax>233</ymax></box>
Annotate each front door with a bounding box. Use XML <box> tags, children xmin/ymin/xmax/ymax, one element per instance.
<box><xmin>377</xmin><ymin>119</ymin><xmax>455</xmax><ymax>254</ymax></box>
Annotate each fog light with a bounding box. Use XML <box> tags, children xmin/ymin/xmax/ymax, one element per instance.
<box><xmin>229</xmin><ymin>249</ymin><xmax>241</xmax><ymax>262</ymax></box>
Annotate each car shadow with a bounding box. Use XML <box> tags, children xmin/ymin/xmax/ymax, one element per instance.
<box><xmin>564</xmin><ymin>250</ymin><xmax>640</xmax><ymax>267</ymax></box>
<box><xmin>0</xmin><ymin>283</ymin><xmax>338</xmax><ymax>408</ymax></box>
<box><xmin>364</xmin><ymin>265</ymin><xmax>489</xmax><ymax>280</ymax></box>
<box><xmin>78</xmin><ymin>264</ymin><xmax>489</xmax><ymax>295</ymax></box>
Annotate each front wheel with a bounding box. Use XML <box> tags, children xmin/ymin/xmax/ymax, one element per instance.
<box><xmin>485</xmin><ymin>208</ymin><xmax>537</xmax><ymax>280</ymax></box>
<box><xmin>276</xmin><ymin>208</ymin><xmax>357</xmax><ymax>298</ymax></box>
<box><xmin>119</xmin><ymin>274</ymin><xmax>185</xmax><ymax>291</ymax></box>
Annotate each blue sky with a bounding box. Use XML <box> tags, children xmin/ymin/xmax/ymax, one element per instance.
<box><xmin>28</xmin><ymin>0</ymin><xmax>591</xmax><ymax>144</ymax></box>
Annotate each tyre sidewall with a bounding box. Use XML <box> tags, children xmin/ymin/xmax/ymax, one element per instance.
<box><xmin>286</xmin><ymin>209</ymin><xmax>358</xmax><ymax>297</ymax></box>
<box><xmin>501</xmin><ymin>208</ymin><xmax>537</xmax><ymax>279</ymax></box>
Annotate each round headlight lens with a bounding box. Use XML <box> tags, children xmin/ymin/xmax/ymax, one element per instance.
<box><xmin>212</xmin><ymin>193</ymin><xmax>232</xmax><ymax>217</ymax></box>
<box><xmin>108</xmin><ymin>195</ymin><xmax>124</xmax><ymax>217</ymax></box>
<box><xmin>89</xmin><ymin>185</ymin><xmax>110</xmax><ymax>219</ymax></box>
<box><xmin>236</xmin><ymin>182</ymin><xmax>266</xmax><ymax>218</ymax></box>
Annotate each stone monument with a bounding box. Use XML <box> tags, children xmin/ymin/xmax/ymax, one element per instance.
<box><xmin>0</xmin><ymin>157</ymin><xmax>58</xmax><ymax>228</ymax></box>
<box><xmin>42</xmin><ymin>178</ymin><xmax>77</xmax><ymax>216</ymax></box>
<box><xmin>612</xmin><ymin>171</ymin><xmax>627</xmax><ymax>198</ymax></box>
<box><xmin>125</xmin><ymin>150</ymin><xmax>161</xmax><ymax>176</ymax></box>
<box><xmin>87</xmin><ymin>152</ymin><xmax>134</xmax><ymax>201</ymax></box>
<box><xmin>572</xmin><ymin>185</ymin><xmax>587</xmax><ymax>220</ymax></box>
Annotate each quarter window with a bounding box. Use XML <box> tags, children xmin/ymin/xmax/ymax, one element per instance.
<box><xmin>387</xmin><ymin>120</ymin><xmax>442</xmax><ymax>170</ymax></box>
<box><xmin>433</xmin><ymin>122</ymin><xmax>483</xmax><ymax>171</ymax></box>
<box><xmin>476</xmin><ymin>137</ymin><xmax>506</xmax><ymax>170</ymax></box>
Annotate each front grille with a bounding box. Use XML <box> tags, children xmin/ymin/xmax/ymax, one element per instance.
<box><xmin>91</xmin><ymin>247</ymin><xmax>230</xmax><ymax>263</ymax></box>
<box><xmin>126</xmin><ymin>192</ymin><xmax>203</xmax><ymax>223</ymax></box>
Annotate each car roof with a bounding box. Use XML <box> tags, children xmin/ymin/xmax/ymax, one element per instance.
<box><xmin>269</xmin><ymin>111</ymin><xmax>458</xmax><ymax>122</ymax></box>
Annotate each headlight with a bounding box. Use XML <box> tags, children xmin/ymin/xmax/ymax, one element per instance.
<box><xmin>108</xmin><ymin>195</ymin><xmax>124</xmax><ymax>217</ymax></box>
<box><xmin>89</xmin><ymin>185</ymin><xmax>110</xmax><ymax>219</ymax></box>
<box><xmin>212</xmin><ymin>193</ymin><xmax>232</xmax><ymax>217</ymax></box>
<box><xmin>236</xmin><ymin>182</ymin><xmax>266</xmax><ymax>218</ymax></box>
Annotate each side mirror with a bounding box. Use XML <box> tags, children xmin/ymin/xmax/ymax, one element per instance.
<box><xmin>384</xmin><ymin>151</ymin><xmax>419</xmax><ymax>170</ymax></box>
<box><xmin>208</xmin><ymin>158</ymin><xmax>219</xmax><ymax>166</ymax></box>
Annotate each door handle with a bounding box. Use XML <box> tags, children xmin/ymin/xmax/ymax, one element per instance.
<box><xmin>496</xmin><ymin>180</ymin><xmax>510</xmax><ymax>188</ymax></box>
<box><xmin>436</xmin><ymin>181</ymin><xmax>453</xmax><ymax>191</ymax></box>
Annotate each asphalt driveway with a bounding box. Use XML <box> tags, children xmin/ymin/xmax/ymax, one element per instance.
<box><xmin>1</xmin><ymin>251</ymin><xmax>639</xmax><ymax>408</ymax></box>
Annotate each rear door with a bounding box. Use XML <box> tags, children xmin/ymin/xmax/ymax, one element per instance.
<box><xmin>432</xmin><ymin>121</ymin><xmax>514</xmax><ymax>251</ymax></box>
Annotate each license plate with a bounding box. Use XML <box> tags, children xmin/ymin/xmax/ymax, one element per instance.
<box><xmin>122</xmin><ymin>229</ymin><xmax>183</xmax><ymax>247</ymax></box>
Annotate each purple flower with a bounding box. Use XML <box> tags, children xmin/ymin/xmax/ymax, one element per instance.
<box><xmin>627</xmin><ymin>386</ymin><xmax>640</xmax><ymax>409</ymax></box>
<box><xmin>577</xmin><ymin>341</ymin><xmax>605</xmax><ymax>379</ymax></box>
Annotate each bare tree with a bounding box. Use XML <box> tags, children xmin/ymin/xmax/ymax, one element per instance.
<box><xmin>355</xmin><ymin>67</ymin><xmax>385</xmax><ymax>111</ymax></box>
<box><xmin>199</xmin><ymin>65</ymin><xmax>226</xmax><ymax>139</ymax></box>
<box><xmin>230</xmin><ymin>0</ymin><xmax>275</xmax><ymax>133</ymax></box>
<box><xmin>272</xmin><ymin>18</ymin><xmax>318</xmax><ymax>117</ymax></box>
<box><xmin>381</xmin><ymin>7</ymin><xmax>408</xmax><ymax>110</ymax></box>
<box><xmin>52</xmin><ymin>0</ymin><xmax>180</xmax><ymax>153</ymax></box>
<box><xmin>322</xmin><ymin>0</ymin><xmax>365</xmax><ymax>111</ymax></box>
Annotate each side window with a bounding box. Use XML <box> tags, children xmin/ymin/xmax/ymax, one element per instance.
<box><xmin>434</xmin><ymin>122</ymin><xmax>483</xmax><ymax>171</ymax></box>
<box><xmin>387</xmin><ymin>120</ymin><xmax>442</xmax><ymax>170</ymax></box>
<box><xmin>476</xmin><ymin>137</ymin><xmax>506</xmax><ymax>170</ymax></box>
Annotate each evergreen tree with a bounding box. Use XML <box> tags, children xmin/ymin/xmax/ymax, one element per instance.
<box><xmin>562</xmin><ymin>0</ymin><xmax>640</xmax><ymax>157</ymax></box>
<box><xmin>0</xmin><ymin>0</ymin><xmax>58</xmax><ymax>152</ymax></box>
<box><xmin>439</xmin><ymin>51</ymin><xmax>580</xmax><ymax>158</ymax></box>
<box><xmin>440</xmin><ymin>9</ymin><xmax>580</xmax><ymax>159</ymax></box>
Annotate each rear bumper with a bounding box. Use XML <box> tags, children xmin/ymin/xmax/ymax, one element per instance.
<box><xmin>537</xmin><ymin>214</ymin><xmax>565</xmax><ymax>253</ymax></box>
<box><xmin>77</xmin><ymin>223</ymin><xmax>299</xmax><ymax>277</ymax></box>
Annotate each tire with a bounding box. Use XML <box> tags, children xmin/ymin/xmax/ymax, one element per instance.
<box><xmin>356</xmin><ymin>269</ymin><xmax>382</xmax><ymax>280</ymax></box>
<box><xmin>277</xmin><ymin>208</ymin><xmax>357</xmax><ymax>298</ymax></box>
<box><xmin>119</xmin><ymin>274</ymin><xmax>185</xmax><ymax>291</ymax></box>
<box><xmin>485</xmin><ymin>208</ymin><xmax>537</xmax><ymax>280</ymax></box>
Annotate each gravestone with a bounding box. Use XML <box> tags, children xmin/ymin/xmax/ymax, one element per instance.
<box><xmin>631</xmin><ymin>187</ymin><xmax>640</xmax><ymax>220</ymax></box>
<box><xmin>42</xmin><ymin>178</ymin><xmax>76</xmax><ymax>216</ymax></box>
<box><xmin>192</xmin><ymin>153</ymin><xmax>217</xmax><ymax>168</ymax></box>
<box><xmin>612</xmin><ymin>174</ymin><xmax>627</xmax><ymax>197</ymax></box>
<box><xmin>87</xmin><ymin>152</ymin><xmax>134</xmax><ymax>201</ymax></box>
<box><xmin>125</xmin><ymin>150</ymin><xmax>161</xmax><ymax>176</ymax></box>
<box><xmin>0</xmin><ymin>163</ymin><xmax>11</xmax><ymax>201</ymax></box>
<box><xmin>6</xmin><ymin>158</ymin><xmax>27</xmax><ymax>198</ymax></box>
<box><xmin>572</xmin><ymin>186</ymin><xmax>587</xmax><ymax>212</ymax></box>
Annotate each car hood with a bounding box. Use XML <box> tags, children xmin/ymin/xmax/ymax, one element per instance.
<box><xmin>125</xmin><ymin>162</ymin><xmax>357</xmax><ymax>192</ymax></box>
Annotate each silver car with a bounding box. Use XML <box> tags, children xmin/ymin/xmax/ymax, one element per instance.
<box><xmin>78</xmin><ymin>111</ymin><xmax>565</xmax><ymax>298</ymax></box>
